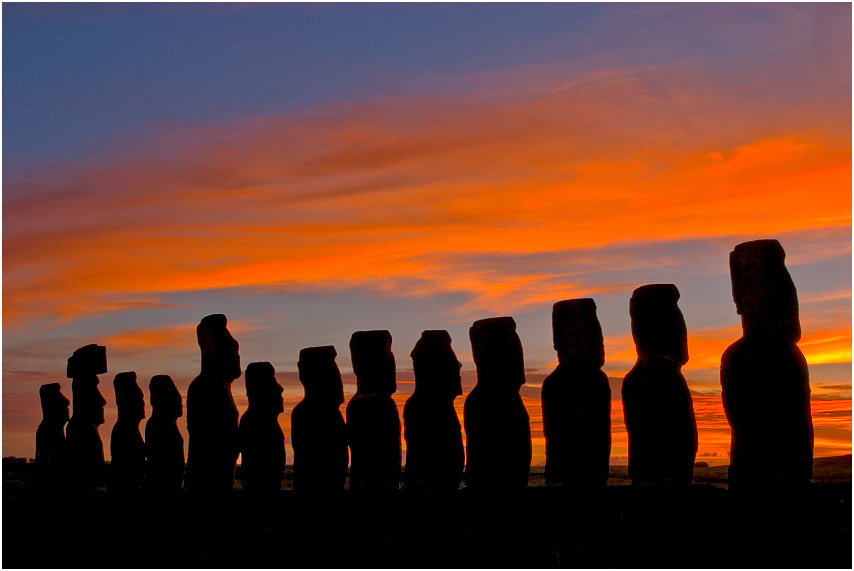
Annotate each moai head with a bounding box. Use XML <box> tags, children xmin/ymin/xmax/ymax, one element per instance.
<box><xmin>297</xmin><ymin>346</ymin><xmax>345</xmax><ymax>404</ymax></box>
<box><xmin>114</xmin><ymin>372</ymin><xmax>145</xmax><ymax>422</ymax></box>
<box><xmin>197</xmin><ymin>314</ymin><xmax>241</xmax><ymax>382</ymax></box>
<box><xmin>411</xmin><ymin>330</ymin><xmax>462</xmax><ymax>397</ymax></box>
<box><xmin>149</xmin><ymin>375</ymin><xmax>182</xmax><ymax>419</ymax></box>
<box><xmin>67</xmin><ymin>344</ymin><xmax>108</xmax><ymax>425</ymax></box>
<box><xmin>39</xmin><ymin>383</ymin><xmax>70</xmax><ymax>425</ymax></box>
<box><xmin>349</xmin><ymin>330</ymin><xmax>396</xmax><ymax>395</ymax></box>
<box><xmin>552</xmin><ymin>298</ymin><xmax>605</xmax><ymax>368</ymax></box>
<box><xmin>469</xmin><ymin>317</ymin><xmax>526</xmax><ymax>388</ymax></box>
<box><xmin>729</xmin><ymin>239</ymin><xmax>801</xmax><ymax>341</ymax></box>
<box><xmin>629</xmin><ymin>284</ymin><xmax>688</xmax><ymax>366</ymax></box>
<box><xmin>245</xmin><ymin>362</ymin><xmax>284</xmax><ymax>414</ymax></box>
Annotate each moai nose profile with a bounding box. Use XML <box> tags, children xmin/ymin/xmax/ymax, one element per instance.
<box><xmin>239</xmin><ymin>362</ymin><xmax>286</xmax><ymax>494</ymax></box>
<box><xmin>65</xmin><ymin>344</ymin><xmax>108</xmax><ymax>492</ymax></box>
<box><xmin>145</xmin><ymin>375</ymin><xmax>185</xmax><ymax>492</ymax></box>
<box><xmin>110</xmin><ymin>372</ymin><xmax>146</xmax><ymax>493</ymax></box>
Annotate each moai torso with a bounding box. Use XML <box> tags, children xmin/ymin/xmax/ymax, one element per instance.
<box><xmin>238</xmin><ymin>362</ymin><xmax>286</xmax><ymax>493</ymax></box>
<box><xmin>110</xmin><ymin>371</ymin><xmax>146</xmax><ymax>493</ymax></box>
<box><xmin>622</xmin><ymin>285</ymin><xmax>698</xmax><ymax>485</ymax></box>
<box><xmin>35</xmin><ymin>383</ymin><xmax>70</xmax><ymax>490</ymax></box>
<box><xmin>185</xmin><ymin>314</ymin><xmax>241</xmax><ymax>494</ymax></box>
<box><xmin>403</xmin><ymin>330</ymin><xmax>464</xmax><ymax>491</ymax></box>
<box><xmin>721</xmin><ymin>240</ymin><xmax>813</xmax><ymax>490</ymax></box>
<box><xmin>464</xmin><ymin>317</ymin><xmax>532</xmax><ymax>491</ymax></box>
<box><xmin>144</xmin><ymin>375</ymin><xmax>185</xmax><ymax>492</ymax></box>
<box><xmin>291</xmin><ymin>346</ymin><xmax>348</xmax><ymax>492</ymax></box>
<box><xmin>346</xmin><ymin>330</ymin><xmax>401</xmax><ymax>491</ymax></box>
<box><xmin>65</xmin><ymin>344</ymin><xmax>108</xmax><ymax>492</ymax></box>
<box><xmin>542</xmin><ymin>299</ymin><xmax>611</xmax><ymax>487</ymax></box>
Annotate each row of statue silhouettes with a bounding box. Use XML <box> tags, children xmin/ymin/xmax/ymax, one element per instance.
<box><xmin>36</xmin><ymin>238</ymin><xmax>813</xmax><ymax>494</ymax></box>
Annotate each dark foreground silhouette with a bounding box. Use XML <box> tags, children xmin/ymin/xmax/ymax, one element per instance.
<box><xmin>109</xmin><ymin>371</ymin><xmax>146</xmax><ymax>493</ymax></box>
<box><xmin>622</xmin><ymin>285</ymin><xmax>698</xmax><ymax>485</ymax></box>
<box><xmin>542</xmin><ymin>299</ymin><xmax>611</xmax><ymax>487</ymax></box>
<box><xmin>35</xmin><ymin>383</ymin><xmax>69</xmax><ymax>491</ymax></box>
<box><xmin>144</xmin><ymin>375</ymin><xmax>184</xmax><ymax>492</ymax></box>
<box><xmin>403</xmin><ymin>330</ymin><xmax>464</xmax><ymax>491</ymax></box>
<box><xmin>238</xmin><ymin>362</ymin><xmax>286</xmax><ymax>493</ymax></box>
<box><xmin>722</xmin><ymin>239</ymin><xmax>814</xmax><ymax>491</ymax></box>
<box><xmin>65</xmin><ymin>344</ymin><xmax>108</xmax><ymax>492</ymax></box>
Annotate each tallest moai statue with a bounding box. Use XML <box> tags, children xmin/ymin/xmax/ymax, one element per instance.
<box><xmin>721</xmin><ymin>240</ymin><xmax>813</xmax><ymax>490</ymax></box>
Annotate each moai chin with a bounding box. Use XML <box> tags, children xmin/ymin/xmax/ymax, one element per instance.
<box><xmin>346</xmin><ymin>330</ymin><xmax>401</xmax><ymax>491</ymax></box>
<box><xmin>184</xmin><ymin>314</ymin><xmax>241</xmax><ymax>494</ymax></box>
<box><xmin>542</xmin><ymin>299</ymin><xmax>611</xmax><ymax>487</ymax></box>
<box><xmin>621</xmin><ymin>285</ymin><xmax>698</xmax><ymax>485</ymax></box>
<box><xmin>65</xmin><ymin>344</ymin><xmax>108</xmax><ymax>492</ymax></box>
<box><xmin>110</xmin><ymin>372</ymin><xmax>146</xmax><ymax>493</ymax></box>
<box><xmin>144</xmin><ymin>375</ymin><xmax>185</xmax><ymax>492</ymax></box>
<box><xmin>35</xmin><ymin>383</ymin><xmax>70</xmax><ymax>490</ymax></box>
<box><xmin>403</xmin><ymin>330</ymin><xmax>464</xmax><ymax>491</ymax></box>
<box><xmin>722</xmin><ymin>240</ymin><xmax>813</xmax><ymax>490</ymax></box>
<box><xmin>239</xmin><ymin>362</ymin><xmax>286</xmax><ymax>494</ymax></box>
<box><xmin>291</xmin><ymin>346</ymin><xmax>348</xmax><ymax>492</ymax></box>
<box><xmin>464</xmin><ymin>317</ymin><xmax>532</xmax><ymax>491</ymax></box>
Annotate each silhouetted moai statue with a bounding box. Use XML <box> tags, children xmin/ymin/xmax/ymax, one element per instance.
<box><xmin>35</xmin><ymin>383</ymin><xmax>70</xmax><ymax>490</ymax></box>
<box><xmin>622</xmin><ymin>285</ymin><xmax>698</xmax><ymax>485</ymax></box>
<box><xmin>144</xmin><ymin>375</ymin><xmax>185</xmax><ymax>492</ymax></box>
<box><xmin>722</xmin><ymin>240</ymin><xmax>813</xmax><ymax>490</ymax></box>
<box><xmin>65</xmin><ymin>344</ymin><xmax>108</xmax><ymax>492</ymax></box>
<box><xmin>185</xmin><ymin>314</ymin><xmax>241</xmax><ymax>494</ymax></box>
<box><xmin>291</xmin><ymin>346</ymin><xmax>349</xmax><ymax>492</ymax></box>
<box><xmin>464</xmin><ymin>317</ymin><xmax>532</xmax><ymax>490</ymax></box>
<box><xmin>346</xmin><ymin>330</ymin><xmax>401</xmax><ymax>491</ymax></box>
<box><xmin>542</xmin><ymin>299</ymin><xmax>611</xmax><ymax>487</ymax></box>
<box><xmin>110</xmin><ymin>372</ymin><xmax>146</xmax><ymax>493</ymax></box>
<box><xmin>403</xmin><ymin>330</ymin><xmax>464</xmax><ymax>491</ymax></box>
<box><xmin>238</xmin><ymin>362</ymin><xmax>286</xmax><ymax>493</ymax></box>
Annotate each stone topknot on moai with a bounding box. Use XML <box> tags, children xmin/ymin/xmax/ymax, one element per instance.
<box><xmin>145</xmin><ymin>375</ymin><xmax>185</xmax><ymax>492</ymax></box>
<box><xmin>65</xmin><ymin>344</ymin><xmax>108</xmax><ymax>492</ymax></box>
<box><xmin>346</xmin><ymin>330</ymin><xmax>401</xmax><ymax>491</ymax></box>
<box><xmin>239</xmin><ymin>362</ymin><xmax>286</xmax><ymax>493</ymax></box>
<box><xmin>35</xmin><ymin>383</ymin><xmax>70</xmax><ymax>490</ymax></box>
<box><xmin>403</xmin><ymin>330</ymin><xmax>464</xmax><ymax>491</ymax></box>
<box><xmin>110</xmin><ymin>371</ymin><xmax>146</xmax><ymax>493</ymax></box>
<box><xmin>185</xmin><ymin>314</ymin><xmax>241</xmax><ymax>494</ymax></box>
<box><xmin>722</xmin><ymin>239</ymin><xmax>813</xmax><ymax>490</ymax></box>
<box><xmin>622</xmin><ymin>285</ymin><xmax>698</xmax><ymax>485</ymax></box>
<box><xmin>291</xmin><ymin>346</ymin><xmax>348</xmax><ymax>492</ymax></box>
<box><xmin>464</xmin><ymin>317</ymin><xmax>532</xmax><ymax>491</ymax></box>
<box><xmin>542</xmin><ymin>299</ymin><xmax>611</xmax><ymax>487</ymax></box>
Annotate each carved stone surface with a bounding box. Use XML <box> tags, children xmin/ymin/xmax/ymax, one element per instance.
<box><xmin>185</xmin><ymin>314</ymin><xmax>241</xmax><ymax>494</ymax></box>
<box><xmin>110</xmin><ymin>371</ymin><xmax>146</xmax><ymax>492</ymax></box>
<box><xmin>622</xmin><ymin>285</ymin><xmax>698</xmax><ymax>485</ymax></box>
<box><xmin>145</xmin><ymin>375</ymin><xmax>185</xmax><ymax>492</ymax></box>
<box><xmin>464</xmin><ymin>317</ymin><xmax>531</xmax><ymax>490</ymax></box>
<box><xmin>403</xmin><ymin>330</ymin><xmax>464</xmax><ymax>491</ymax></box>
<box><xmin>239</xmin><ymin>362</ymin><xmax>286</xmax><ymax>493</ymax></box>
<box><xmin>65</xmin><ymin>344</ymin><xmax>108</xmax><ymax>492</ymax></box>
<box><xmin>722</xmin><ymin>239</ymin><xmax>813</xmax><ymax>489</ymax></box>
<box><xmin>291</xmin><ymin>346</ymin><xmax>348</xmax><ymax>492</ymax></box>
<box><xmin>35</xmin><ymin>383</ymin><xmax>70</xmax><ymax>490</ymax></box>
<box><xmin>542</xmin><ymin>299</ymin><xmax>611</xmax><ymax>487</ymax></box>
<box><xmin>346</xmin><ymin>330</ymin><xmax>401</xmax><ymax>491</ymax></box>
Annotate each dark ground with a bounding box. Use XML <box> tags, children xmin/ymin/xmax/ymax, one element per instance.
<box><xmin>3</xmin><ymin>457</ymin><xmax>851</xmax><ymax>568</ymax></box>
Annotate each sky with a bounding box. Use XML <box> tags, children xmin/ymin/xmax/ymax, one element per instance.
<box><xmin>3</xmin><ymin>3</ymin><xmax>851</xmax><ymax>467</ymax></box>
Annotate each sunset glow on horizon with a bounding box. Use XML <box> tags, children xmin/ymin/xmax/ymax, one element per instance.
<box><xmin>3</xmin><ymin>3</ymin><xmax>851</xmax><ymax>467</ymax></box>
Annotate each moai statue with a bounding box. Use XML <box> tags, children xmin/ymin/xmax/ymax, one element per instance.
<box><xmin>185</xmin><ymin>314</ymin><xmax>241</xmax><ymax>494</ymax></box>
<box><xmin>346</xmin><ymin>330</ymin><xmax>401</xmax><ymax>491</ymax></box>
<box><xmin>144</xmin><ymin>375</ymin><xmax>185</xmax><ymax>492</ymax></box>
<box><xmin>542</xmin><ymin>299</ymin><xmax>611</xmax><ymax>487</ymax></box>
<box><xmin>722</xmin><ymin>240</ymin><xmax>813</xmax><ymax>490</ymax></box>
<box><xmin>238</xmin><ymin>362</ymin><xmax>286</xmax><ymax>493</ymax></box>
<box><xmin>403</xmin><ymin>330</ymin><xmax>464</xmax><ymax>491</ymax></box>
<box><xmin>291</xmin><ymin>346</ymin><xmax>348</xmax><ymax>492</ymax></box>
<box><xmin>35</xmin><ymin>383</ymin><xmax>70</xmax><ymax>490</ymax></box>
<box><xmin>622</xmin><ymin>285</ymin><xmax>698</xmax><ymax>485</ymax></box>
<box><xmin>464</xmin><ymin>317</ymin><xmax>532</xmax><ymax>490</ymax></box>
<box><xmin>65</xmin><ymin>344</ymin><xmax>108</xmax><ymax>492</ymax></box>
<box><xmin>109</xmin><ymin>372</ymin><xmax>146</xmax><ymax>493</ymax></box>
